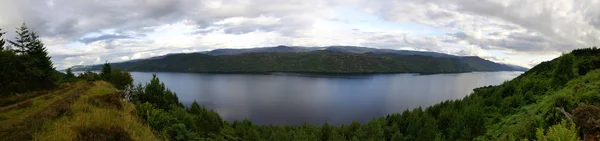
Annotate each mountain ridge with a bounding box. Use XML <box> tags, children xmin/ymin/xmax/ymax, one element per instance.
<box><xmin>70</xmin><ymin>46</ymin><xmax>527</xmax><ymax>73</ymax></box>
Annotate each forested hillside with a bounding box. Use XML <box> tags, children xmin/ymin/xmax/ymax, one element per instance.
<box><xmin>129</xmin><ymin>47</ymin><xmax>600</xmax><ymax>140</ymax></box>
<box><xmin>73</xmin><ymin>52</ymin><xmax>525</xmax><ymax>74</ymax></box>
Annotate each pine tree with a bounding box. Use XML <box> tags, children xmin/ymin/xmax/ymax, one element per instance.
<box><xmin>27</xmin><ymin>31</ymin><xmax>55</xmax><ymax>76</ymax></box>
<box><xmin>8</xmin><ymin>23</ymin><xmax>32</xmax><ymax>54</ymax></box>
<box><xmin>100</xmin><ymin>62</ymin><xmax>112</xmax><ymax>81</ymax></box>
<box><xmin>0</xmin><ymin>28</ymin><xmax>5</xmax><ymax>51</ymax></box>
<box><xmin>190</xmin><ymin>100</ymin><xmax>203</xmax><ymax>114</ymax></box>
<box><xmin>321</xmin><ymin>121</ymin><xmax>331</xmax><ymax>141</ymax></box>
<box><xmin>66</xmin><ymin>68</ymin><xmax>75</xmax><ymax>78</ymax></box>
<box><xmin>1</xmin><ymin>23</ymin><xmax>56</xmax><ymax>94</ymax></box>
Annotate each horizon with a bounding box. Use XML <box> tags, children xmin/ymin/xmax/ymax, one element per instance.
<box><xmin>66</xmin><ymin>45</ymin><xmax>528</xmax><ymax>69</ymax></box>
<box><xmin>1</xmin><ymin>0</ymin><xmax>595</xmax><ymax>69</ymax></box>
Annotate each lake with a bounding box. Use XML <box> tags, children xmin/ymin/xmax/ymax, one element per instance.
<box><xmin>129</xmin><ymin>71</ymin><xmax>522</xmax><ymax>125</ymax></box>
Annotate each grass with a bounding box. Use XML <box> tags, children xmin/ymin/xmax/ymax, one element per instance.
<box><xmin>76</xmin><ymin>125</ymin><xmax>133</xmax><ymax>141</ymax></box>
<box><xmin>0</xmin><ymin>81</ymin><xmax>161</xmax><ymax>141</ymax></box>
<box><xmin>32</xmin><ymin>81</ymin><xmax>161</xmax><ymax>141</ymax></box>
<box><xmin>0</xmin><ymin>90</ymin><xmax>52</xmax><ymax>107</ymax></box>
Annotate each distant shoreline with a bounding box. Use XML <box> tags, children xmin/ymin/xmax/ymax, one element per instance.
<box><xmin>75</xmin><ymin>70</ymin><xmax>525</xmax><ymax>75</ymax></box>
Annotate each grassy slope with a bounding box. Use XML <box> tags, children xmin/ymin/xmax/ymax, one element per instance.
<box><xmin>0</xmin><ymin>81</ymin><xmax>160</xmax><ymax>141</ymax></box>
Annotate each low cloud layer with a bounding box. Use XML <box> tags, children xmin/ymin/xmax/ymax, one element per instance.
<box><xmin>0</xmin><ymin>0</ymin><xmax>596</xmax><ymax>69</ymax></box>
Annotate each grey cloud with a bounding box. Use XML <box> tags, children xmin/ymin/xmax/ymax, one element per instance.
<box><xmin>0</xmin><ymin>0</ymin><xmax>349</xmax><ymax>40</ymax></box>
<box><xmin>449</xmin><ymin>32</ymin><xmax>469</xmax><ymax>40</ymax></box>
<box><xmin>3</xmin><ymin>0</ymin><xmax>588</xmax><ymax>68</ymax></box>
<box><xmin>79</xmin><ymin>34</ymin><xmax>131</xmax><ymax>44</ymax></box>
<box><xmin>369</xmin><ymin>0</ymin><xmax>597</xmax><ymax>53</ymax></box>
<box><xmin>447</xmin><ymin>31</ymin><xmax>565</xmax><ymax>54</ymax></box>
<box><xmin>488</xmin><ymin>32</ymin><xmax>501</xmax><ymax>36</ymax></box>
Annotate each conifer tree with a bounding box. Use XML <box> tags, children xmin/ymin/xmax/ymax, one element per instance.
<box><xmin>101</xmin><ymin>62</ymin><xmax>112</xmax><ymax>80</ymax></box>
<box><xmin>0</xmin><ymin>28</ymin><xmax>5</xmax><ymax>51</ymax></box>
<box><xmin>66</xmin><ymin>68</ymin><xmax>75</xmax><ymax>78</ymax></box>
<box><xmin>27</xmin><ymin>31</ymin><xmax>55</xmax><ymax>77</ymax></box>
<box><xmin>4</xmin><ymin>23</ymin><xmax>56</xmax><ymax>91</ymax></box>
<box><xmin>8</xmin><ymin>23</ymin><xmax>32</xmax><ymax>54</ymax></box>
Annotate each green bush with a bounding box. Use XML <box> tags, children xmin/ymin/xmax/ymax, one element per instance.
<box><xmin>536</xmin><ymin>120</ymin><xmax>578</xmax><ymax>141</ymax></box>
<box><xmin>78</xmin><ymin>71</ymin><xmax>100</xmax><ymax>81</ymax></box>
<box><xmin>108</xmin><ymin>68</ymin><xmax>133</xmax><ymax>90</ymax></box>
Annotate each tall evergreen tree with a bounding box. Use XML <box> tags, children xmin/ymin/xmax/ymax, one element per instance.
<box><xmin>1</xmin><ymin>23</ymin><xmax>56</xmax><ymax>94</ymax></box>
<box><xmin>66</xmin><ymin>68</ymin><xmax>75</xmax><ymax>78</ymax></box>
<box><xmin>0</xmin><ymin>28</ymin><xmax>5</xmax><ymax>51</ymax></box>
<box><xmin>8</xmin><ymin>23</ymin><xmax>32</xmax><ymax>54</ymax></box>
<box><xmin>27</xmin><ymin>31</ymin><xmax>55</xmax><ymax>78</ymax></box>
<box><xmin>101</xmin><ymin>62</ymin><xmax>112</xmax><ymax>80</ymax></box>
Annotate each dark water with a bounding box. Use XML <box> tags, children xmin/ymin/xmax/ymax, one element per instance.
<box><xmin>129</xmin><ymin>71</ymin><xmax>522</xmax><ymax>125</ymax></box>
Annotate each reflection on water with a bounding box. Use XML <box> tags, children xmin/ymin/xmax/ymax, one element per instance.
<box><xmin>129</xmin><ymin>71</ymin><xmax>522</xmax><ymax>125</ymax></box>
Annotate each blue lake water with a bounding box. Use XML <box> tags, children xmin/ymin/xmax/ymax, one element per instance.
<box><xmin>127</xmin><ymin>71</ymin><xmax>522</xmax><ymax>125</ymax></box>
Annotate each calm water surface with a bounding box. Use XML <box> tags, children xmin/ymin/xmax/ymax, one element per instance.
<box><xmin>129</xmin><ymin>71</ymin><xmax>522</xmax><ymax>125</ymax></box>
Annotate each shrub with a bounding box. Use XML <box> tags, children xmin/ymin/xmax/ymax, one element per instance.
<box><xmin>78</xmin><ymin>71</ymin><xmax>100</xmax><ymax>81</ymax></box>
<box><xmin>535</xmin><ymin>120</ymin><xmax>578</xmax><ymax>141</ymax></box>
<box><xmin>108</xmin><ymin>68</ymin><xmax>133</xmax><ymax>90</ymax></box>
<box><xmin>573</xmin><ymin>105</ymin><xmax>600</xmax><ymax>135</ymax></box>
<box><xmin>88</xmin><ymin>93</ymin><xmax>123</xmax><ymax>110</ymax></box>
<box><xmin>76</xmin><ymin>125</ymin><xmax>133</xmax><ymax>141</ymax></box>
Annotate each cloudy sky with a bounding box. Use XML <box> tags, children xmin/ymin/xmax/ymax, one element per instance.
<box><xmin>0</xmin><ymin>0</ymin><xmax>597</xmax><ymax>69</ymax></box>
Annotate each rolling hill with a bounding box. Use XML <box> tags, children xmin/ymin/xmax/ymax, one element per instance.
<box><xmin>71</xmin><ymin>46</ymin><xmax>527</xmax><ymax>73</ymax></box>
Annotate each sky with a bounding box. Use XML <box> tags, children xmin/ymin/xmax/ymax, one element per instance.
<box><xmin>0</xmin><ymin>0</ymin><xmax>598</xmax><ymax>70</ymax></box>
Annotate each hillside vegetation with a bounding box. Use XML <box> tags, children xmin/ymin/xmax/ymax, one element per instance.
<box><xmin>76</xmin><ymin>52</ymin><xmax>524</xmax><ymax>74</ymax></box>
<box><xmin>0</xmin><ymin>81</ymin><xmax>160</xmax><ymax>141</ymax></box>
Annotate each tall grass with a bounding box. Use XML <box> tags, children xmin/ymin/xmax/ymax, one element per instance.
<box><xmin>0</xmin><ymin>81</ymin><xmax>160</xmax><ymax>141</ymax></box>
<box><xmin>32</xmin><ymin>81</ymin><xmax>161</xmax><ymax>141</ymax></box>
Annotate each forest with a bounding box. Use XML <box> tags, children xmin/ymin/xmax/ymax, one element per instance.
<box><xmin>72</xmin><ymin>51</ymin><xmax>524</xmax><ymax>74</ymax></box>
<box><xmin>2</xmin><ymin>25</ymin><xmax>600</xmax><ymax>140</ymax></box>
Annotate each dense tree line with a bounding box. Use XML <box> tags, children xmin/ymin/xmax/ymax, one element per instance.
<box><xmin>73</xmin><ymin>52</ymin><xmax>523</xmax><ymax>74</ymax></box>
<box><xmin>131</xmin><ymin>48</ymin><xmax>600</xmax><ymax>140</ymax></box>
<box><xmin>0</xmin><ymin>24</ymin><xmax>58</xmax><ymax>96</ymax></box>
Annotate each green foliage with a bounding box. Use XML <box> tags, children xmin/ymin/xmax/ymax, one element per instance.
<box><xmin>66</xmin><ymin>68</ymin><xmax>75</xmax><ymax>78</ymax></box>
<box><xmin>536</xmin><ymin>120</ymin><xmax>578</xmax><ymax>141</ymax></box>
<box><xmin>58</xmin><ymin>68</ymin><xmax>78</xmax><ymax>83</ymax></box>
<box><xmin>133</xmin><ymin>74</ymin><xmax>182</xmax><ymax>110</ymax></box>
<box><xmin>320</xmin><ymin>122</ymin><xmax>331</xmax><ymax>141</ymax></box>
<box><xmin>189</xmin><ymin>101</ymin><xmax>223</xmax><ymax>136</ymax></box>
<box><xmin>78</xmin><ymin>71</ymin><xmax>100</xmax><ymax>81</ymax></box>
<box><xmin>8</xmin><ymin>23</ymin><xmax>32</xmax><ymax>54</ymax></box>
<box><xmin>78</xmin><ymin>52</ymin><xmax>523</xmax><ymax>74</ymax></box>
<box><xmin>0</xmin><ymin>24</ymin><xmax>57</xmax><ymax>96</ymax></box>
<box><xmin>101</xmin><ymin>62</ymin><xmax>112</xmax><ymax>81</ymax></box>
<box><xmin>552</xmin><ymin>54</ymin><xmax>575</xmax><ymax>87</ymax></box>
<box><xmin>74</xmin><ymin>65</ymin><xmax>133</xmax><ymax>90</ymax></box>
<box><xmin>0</xmin><ymin>28</ymin><xmax>5</xmax><ymax>51</ymax></box>
<box><xmin>108</xmin><ymin>68</ymin><xmax>133</xmax><ymax>90</ymax></box>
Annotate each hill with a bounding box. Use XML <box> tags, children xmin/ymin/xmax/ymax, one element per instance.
<box><xmin>202</xmin><ymin>46</ymin><xmax>458</xmax><ymax>58</ymax></box>
<box><xmin>71</xmin><ymin>48</ymin><xmax>526</xmax><ymax>73</ymax></box>
<box><xmin>0</xmin><ymin>81</ymin><xmax>161</xmax><ymax>140</ymax></box>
